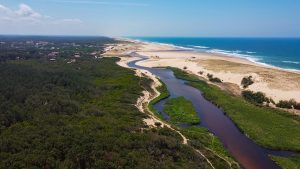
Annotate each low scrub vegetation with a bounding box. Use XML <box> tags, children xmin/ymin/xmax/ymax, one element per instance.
<box><xmin>148</xmin><ymin>79</ymin><xmax>170</xmax><ymax>118</ymax></box>
<box><xmin>242</xmin><ymin>90</ymin><xmax>274</xmax><ymax>105</ymax></box>
<box><xmin>207</xmin><ymin>73</ymin><xmax>222</xmax><ymax>83</ymax></box>
<box><xmin>241</xmin><ymin>76</ymin><xmax>254</xmax><ymax>88</ymax></box>
<box><xmin>183</xmin><ymin>127</ymin><xmax>240</xmax><ymax>169</ymax></box>
<box><xmin>276</xmin><ymin>99</ymin><xmax>300</xmax><ymax>110</ymax></box>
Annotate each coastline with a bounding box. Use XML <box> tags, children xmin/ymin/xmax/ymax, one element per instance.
<box><xmin>125</xmin><ymin>37</ymin><xmax>300</xmax><ymax>74</ymax></box>
<box><xmin>104</xmin><ymin>40</ymin><xmax>300</xmax><ymax>168</ymax></box>
<box><xmin>107</xmin><ymin>38</ymin><xmax>300</xmax><ymax>105</ymax></box>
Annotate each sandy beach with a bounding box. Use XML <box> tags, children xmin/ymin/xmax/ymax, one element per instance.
<box><xmin>105</xmin><ymin>40</ymin><xmax>300</xmax><ymax>105</ymax></box>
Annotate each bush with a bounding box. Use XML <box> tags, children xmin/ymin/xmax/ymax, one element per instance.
<box><xmin>210</xmin><ymin>77</ymin><xmax>222</xmax><ymax>83</ymax></box>
<box><xmin>242</xmin><ymin>90</ymin><xmax>269</xmax><ymax>105</ymax></box>
<box><xmin>276</xmin><ymin>99</ymin><xmax>300</xmax><ymax>110</ymax></box>
<box><xmin>241</xmin><ymin>76</ymin><xmax>254</xmax><ymax>88</ymax></box>
<box><xmin>207</xmin><ymin>73</ymin><xmax>213</xmax><ymax>79</ymax></box>
<box><xmin>155</xmin><ymin>122</ymin><xmax>162</xmax><ymax>126</ymax></box>
<box><xmin>295</xmin><ymin>103</ymin><xmax>300</xmax><ymax>110</ymax></box>
<box><xmin>207</xmin><ymin>74</ymin><xmax>222</xmax><ymax>83</ymax></box>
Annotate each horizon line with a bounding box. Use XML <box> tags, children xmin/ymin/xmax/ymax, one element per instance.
<box><xmin>1</xmin><ymin>34</ymin><xmax>300</xmax><ymax>39</ymax></box>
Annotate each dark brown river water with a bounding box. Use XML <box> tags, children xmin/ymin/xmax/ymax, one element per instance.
<box><xmin>128</xmin><ymin>54</ymin><xmax>296</xmax><ymax>169</ymax></box>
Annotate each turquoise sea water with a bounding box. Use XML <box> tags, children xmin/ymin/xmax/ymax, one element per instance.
<box><xmin>130</xmin><ymin>37</ymin><xmax>300</xmax><ymax>71</ymax></box>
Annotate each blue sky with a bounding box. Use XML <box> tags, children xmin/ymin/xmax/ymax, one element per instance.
<box><xmin>0</xmin><ymin>0</ymin><xmax>299</xmax><ymax>37</ymax></box>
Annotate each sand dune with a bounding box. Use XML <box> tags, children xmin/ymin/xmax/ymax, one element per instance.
<box><xmin>105</xmin><ymin>40</ymin><xmax>300</xmax><ymax>103</ymax></box>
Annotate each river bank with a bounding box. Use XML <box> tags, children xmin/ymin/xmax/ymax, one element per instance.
<box><xmin>109</xmin><ymin>55</ymin><xmax>240</xmax><ymax>169</ymax></box>
<box><xmin>122</xmin><ymin>55</ymin><xmax>286</xmax><ymax>169</ymax></box>
<box><xmin>104</xmin><ymin>44</ymin><xmax>300</xmax><ymax>168</ymax></box>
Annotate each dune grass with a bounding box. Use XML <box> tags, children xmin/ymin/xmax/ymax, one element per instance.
<box><xmin>164</xmin><ymin>97</ymin><xmax>200</xmax><ymax>125</ymax></box>
<box><xmin>170</xmin><ymin>67</ymin><xmax>300</xmax><ymax>152</ymax></box>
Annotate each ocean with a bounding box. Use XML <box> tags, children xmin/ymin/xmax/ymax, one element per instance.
<box><xmin>129</xmin><ymin>37</ymin><xmax>300</xmax><ymax>71</ymax></box>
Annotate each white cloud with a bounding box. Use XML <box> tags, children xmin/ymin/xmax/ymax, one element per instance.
<box><xmin>0</xmin><ymin>3</ymin><xmax>85</xmax><ymax>35</ymax></box>
<box><xmin>0</xmin><ymin>3</ymin><xmax>82</xmax><ymax>24</ymax></box>
<box><xmin>16</xmin><ymin>4</ymin><xmax>42</xmax><ymax>20</ymax></box>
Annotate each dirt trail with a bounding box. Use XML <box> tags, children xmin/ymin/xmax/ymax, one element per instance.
<box><xmin>111</xmin><ymin>56</ymin><xmax>219</xmax><ymax>169</ymax></box>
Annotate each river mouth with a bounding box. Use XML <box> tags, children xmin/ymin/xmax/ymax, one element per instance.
<box><xmin>127</xmin><ymin>54</ymin><xmax>297</xmax><ymax>169</ymax></box>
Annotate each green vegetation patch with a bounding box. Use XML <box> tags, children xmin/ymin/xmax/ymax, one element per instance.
<box><xmin>145</xmin><ymin>68</ymin><xmax>240</xmax><ymax>168</ymax></box>
<box><xmin>242</xmin><ymin>90</ymin><xmax>274</xmax><ymax>105</ymax></box>
<box><xmin>276</xmin><ymin>99</ymin><xmax>300</xmax><ymax>110</ymax></box>
<box><xmin>170</xmin><ymin>67</ymin><xmax>300</xmax><ymax>151</ymax></box>
<box><xmin>182</xmin><ymin>127</ymin><xmax>240</xmax><ymax>169</ymax></box>
<box><xmin>272</xmin><ymin>156</ymin><xmax>300</xmax><ymax>169</ymax></box>
<box><xmin>164</xmin><ymin>97</ymin><xmax>200</xmax><ymax>125</ymax></box>
<box><xmin>0</xmin><ymin>57</ymin><xmax>214</xmax><ymax>169</ymax></box>
<box><xmin>148</xmin><ymin>79</ymin><xmax>170</xmax><ymax>118</ymax></box>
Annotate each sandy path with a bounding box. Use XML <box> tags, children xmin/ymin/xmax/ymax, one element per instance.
<box><xmin>110</xmin><ymin>55</ymin><xmax>221</xmax><ymax>169</ymax></box>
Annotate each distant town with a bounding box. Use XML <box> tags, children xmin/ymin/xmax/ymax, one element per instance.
<box><xmin>0</xmin><ymin>36</ymin><xmax>115</xmax><ymax>62</ymax></box>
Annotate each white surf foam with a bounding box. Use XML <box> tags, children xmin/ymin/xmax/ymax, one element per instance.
<box><xmin>282</xmin><ymin>61</ymin><xmax>300</xmax><ymax>64</ymax></box>
<box><xmin>190</xmin><ymin>45</ymin><xmax>209</xmax><ymax>49</ymax></box>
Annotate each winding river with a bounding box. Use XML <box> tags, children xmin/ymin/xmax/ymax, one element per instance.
<box><xmin>127</xmin><ymin>53</ymin><xmax>295</xmax><ymax>169</ymax></box>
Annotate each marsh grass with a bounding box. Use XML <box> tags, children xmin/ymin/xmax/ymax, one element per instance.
<box><xmin>271</xmin><ymin>155</ymin><xmax>300</xmax><ymax>169</ymax></box>
<box><xmin>164</xmin><ymin>97</ymin><xmax>200</xmax><ymax>125</ymax></box>
<box><xmin>170</xmin><ymin>67</ymin><xmax>300</xmax><ymax>152</ymax></box>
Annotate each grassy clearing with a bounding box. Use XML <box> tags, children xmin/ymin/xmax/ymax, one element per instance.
<box><xmin>164</xmin><ymin>97</ymin><xmax>200</xmax><ymax>125</ymax></box>
<box><xmin>272</xmin><ymin>156</ymin><xmax>300</xmax><ymax>169</ymax></box>
<box><xmin>170</xmin><ymin>67</ymin><xmax>300</xmax><ymax>152</ymax></box>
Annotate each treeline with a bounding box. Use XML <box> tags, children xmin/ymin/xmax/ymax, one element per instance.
<box><xmin>0</xmin><ymin>36</ymin><xmax>116</xmax><ymax>61</ymax></box>
<box><xmin>0</xmin><ymin>57</ymin><xmax>211</xmax><ymax>168</ymax></box>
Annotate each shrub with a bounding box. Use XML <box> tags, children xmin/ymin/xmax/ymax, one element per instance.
<box><xmin>295</xmin><ymin>103</ymin><xmax>300</xmax><ymax>110</ymax></box>
<box><xmin>155</xmin><ymin>122</ymin><xmax>162</xmax><ymax>127</ymax></box>
<box><xmin>207</xmin><ymin>74</ymin><xmax>222</xmax><ymax>83</ymax></box>
<box><xmin>183</xmin><ymin>66</ymin><xmax>187</xmax><ymax>70</ymax></box>
<box><xmin>210</xmin><ymin>77</ymin><xmax>222</xmax><ymax>83</ymax></box>
<box><xmin>207</xmin><ymin>73</ymin><xmax>213</xmax><ymax>79</ymax></box>
<box><xmin>242</xmin><ymin>90</ymin><xmax>269</xmax><ymax>105</ymax></box>
<box><xmin>241</xmin><ymin>76</ymin><xmax>254</xmax><ymax>88</ymax></box>
<box><xmin>276</xmin><ymin>100</ymin><xmax>293</xmax><ymax>109</ymax></box>
<box><xmin>276</xmin><ymin>99</ymin><xmax>300</xmax><ymax>110</ymax></box>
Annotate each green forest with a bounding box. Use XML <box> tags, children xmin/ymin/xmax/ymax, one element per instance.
<box><xmin>0</xmin><ymin>47</ymin><xmax>215</xmax><ymax>168</ymax></box>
